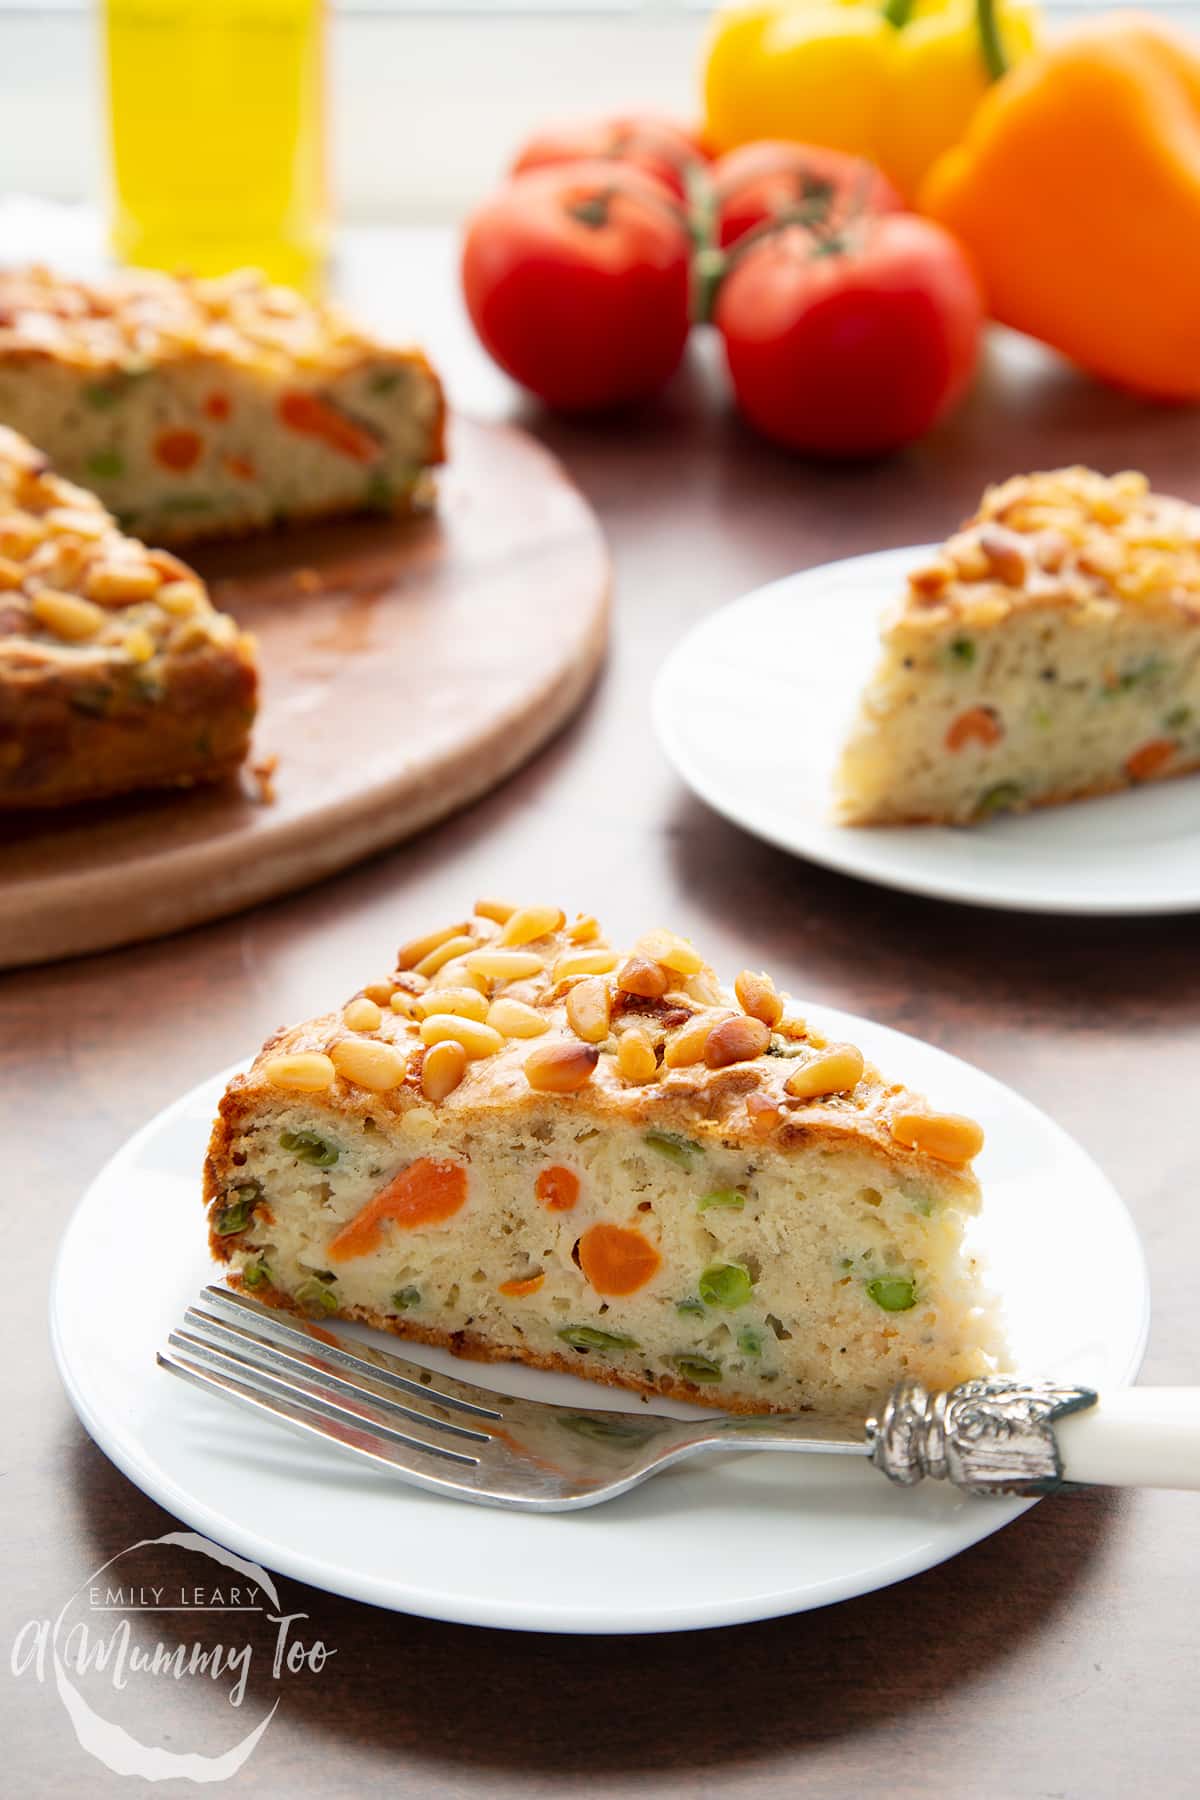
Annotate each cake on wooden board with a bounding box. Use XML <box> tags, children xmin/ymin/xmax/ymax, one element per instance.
<box><xmin>204</xmin><ymin>901</ymin><xmax>999</xmax><ymax>1419</ymax></box>
<box><xmin>837</xmin><ymin>468</ymin><xmax>1200</xmax><ymax>826</ymax></box>
<box><xmin>0</xmin><ymin>265</ymin><xmax>445</xmax><ymax>545</ymax></box>
<box><xmin>0</xmin><ymin>424</ymin><xmax>256</xmax><ymax>809</ymax></box>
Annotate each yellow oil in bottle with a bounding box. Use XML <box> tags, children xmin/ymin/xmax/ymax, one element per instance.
<box><xmin>104</xmin><ymin>0</ymin><xmax>328</xmax><ymax>291</ymax></box>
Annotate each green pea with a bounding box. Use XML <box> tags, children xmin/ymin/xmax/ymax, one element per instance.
<box><xmin>866</xmin><ymin>1276</ymin><xmax>917</xmax><ymax>1313</ymax></box>
<box><xmin>295</xmin><ymin>1277</ymin><xmax>339</xmax><ymax>1317</ymax></box>
<box><xmin>944</xmin><ymin>636</ymin><xmax>976</xmax><ymax>669</ymax></box>
<box><xmin>86</xmin><ymin>448</ymin><xmax>125</xmax><ymax>479</ymax></box>
<box><xmin>1166</xmin><ymin>705</ymin><xmax>1193</xmax><ymax>731</ymax></box>
<box><xmin>737</xmin><ymin>1326</ymin><xmax>764</xmax><ymax>1358</ymax></box>
<box><xmin>557</xmin><ymin>1326</ymin><xmax>640</xmax><ymax>1353</ymax></box>
<box><xmin>675</xmin><ymin>1296</ymin><xmax>706</xmax><ymax>1318</ymax></box>
<box><xmin>241</xmin><ymin>1261</ymin><xmax>272</xmax><ymax>1290</ymax></box>
<box><xmin>697</xmin><ymin>1189</ymin><xmax>745</xmax><ymax>1212</ymax></box>
<box><xmin>213</xmin><ymin>1196</ymin><xmax>254</xmax><ymax>1236</ymax></box>
<box><xmin>671</xmin><ymin>1353</ymin><xmax>723</xmax><ymax>1384</ymax></box>
<box><xmin>83</xmin><ymin>382</ymin><xmax>122</xmax><ymax>410</ymax></box>
<box><xmin>279</xmin><ymin>1129</ymin><xmax>339</xmax><ymax>1168</ymax></box>
<box><xmin>369</xmin><ymin>370</ymin><xmax>402</xmax><ymax>395</ymax></box>
<box><xmin>698</xmin><ymin>1262</ymin><xmax>754</xmax><ymax>1308</ymax></box>
<box><xmin>976</xmin><ymin>781</ymin><xmax>1023</xmax><ymax>817</ymax></box>
<box><xmin>644</xmin><ymin>1130</ymin><xmax>700</xmax><ymax>1169</ymax></box>
<box><xmin>390</xmin><ymin>1286</ymin><xmax>421</xmax><ymax>1312</ymax></box>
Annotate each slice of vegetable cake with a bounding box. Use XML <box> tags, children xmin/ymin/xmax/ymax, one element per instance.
<box><xmin>837</xmin><ymin>467</ymin><xmax>1200</xmax><ymax>825</ymax></box>
<box><xmin>0</xmin><ymin>424</ymin><xmax>257</xmax><ymax>808</ymax></box>
<box><xmin>0</xmin><ymin>265</ymin><xmax>444</xmax><ymax>545</ymax></box>
<box><xmin>204</xmin><ymin>901</ymin><xmax>999</xmax><ymax>1419</ymax></box>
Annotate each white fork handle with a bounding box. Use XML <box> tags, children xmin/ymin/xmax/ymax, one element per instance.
<box><xmin>1056</xmin><ymin>1388</ymin><xmax>1200</xmax><ymax>1490</ymax></box>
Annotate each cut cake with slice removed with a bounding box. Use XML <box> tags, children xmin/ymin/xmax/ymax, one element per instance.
<box><xmin>0</xmin><ymin>265</ymin><xmax>444</xmax><ymax>545</ymax></box>
<box><xmin>204</xmin><ymin>901</ymin><xmax>1001</xmax><ymax>1420</ymax></box>
<box><xmin>0</xmin><ymin>424</ymin><xmax>257</xmax><ymax>808</ymax></box>
<box><xmin>836</xmin><ymin>467</ymin><xmax>1200</xmax><ymax>826</ymax></box>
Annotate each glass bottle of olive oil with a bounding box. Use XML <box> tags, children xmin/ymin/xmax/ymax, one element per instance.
<box><xmin>104</xmin><ymin>0</ymin><xmax>328</xmax><ymax>292</ymax></box>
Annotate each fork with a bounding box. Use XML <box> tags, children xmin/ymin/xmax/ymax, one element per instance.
<box><xmin>158</xmin><ymin>1286</ymin><xmax>1200</xmax><ymax>1509</ymax></box>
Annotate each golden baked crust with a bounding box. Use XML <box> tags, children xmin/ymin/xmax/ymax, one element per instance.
<box><xmin>0</xmin><ymin>424</ymin><xmax>257</xmax><ymax>806</ymax></box>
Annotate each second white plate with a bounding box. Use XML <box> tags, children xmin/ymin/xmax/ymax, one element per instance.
<box><xmin>653</xmin><ymin>547</ymin><xmax>1200</xmax><ymax>915</ymax></box>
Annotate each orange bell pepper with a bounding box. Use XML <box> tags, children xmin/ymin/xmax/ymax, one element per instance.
<box><xmin>921</xmin><ymin>13</ymin><xmax>1200</xmax><ymax>400</ymax></box>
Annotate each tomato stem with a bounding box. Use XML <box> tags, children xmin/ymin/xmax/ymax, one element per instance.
<box><xmin>881</xmin><ymin>0</ymin><xmax>915</xmax><ymax>26</ymax></box>
<box><xmin>976</xmin><ymin>0</ymin><xmax>1009</xmax><ymax>80</ymax></box>
<box><xmin>692</xmin><ymin>186</ymin><xmax>839</xmax><ymax>323</ymax></box>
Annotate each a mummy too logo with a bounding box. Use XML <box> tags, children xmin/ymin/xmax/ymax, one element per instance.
<box><xmin>10</xmin><ymin>1531</ymin><xmax>334</xmax><ymax>1782</ymax></box>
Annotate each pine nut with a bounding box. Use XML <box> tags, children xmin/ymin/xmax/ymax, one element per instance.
<box><xmin>523</xmin><ymin>1039</ymin><xmax>599</xmax><ymax>1093</ymax></box>
<box><xmin>890</xmin><ymin>1107</ymin><xmax>984</xmax><ymax>1166</ymax></box>
<box><xmin>420</xmin><ymin>1014</ymin><xmax>504</xmax><ymax>1058</ymax></box>
<box><xmin>85</xmin><ymin>562</ymin><xmax>162</xmax><ymax>605</ymax></box>
<box><xmin>262</xmin><ymin>1051</ymin><xmax>336</xmax><ymax>1091</ymax></box>
<box><xmin>553</xmin><ymin>948</ymin><xmax>618</xmax><ymax>980</ymax></box>
<box><xmin>342</xmin><ymin>996</ymin><xmax>382</xmax><ymax>1032</ymax></box>
<box><xmin>664</xmin><ymin>1012</ymin><xmax>729</xmax><ymax>1068</ymax></box>
<box><xmin>330</xmin><ymin>1037</ymin><xmax>407</xmax><ymax>1091</ymax></box>
<box><xmin>412</xmin><ymin>987</ymin><xmax>489</xmax><ymax>1023</ymax></box>
<box><xmin>616</xmin><ymin>1027</ymin><xmax>657</xmax><ymax>1084</ymax></box>
<box><xmin>704</xmin><ymin>1015</ymin><xmax>770</xmax><ymax>1068</ymax></box>
<box><xmin>124</xmin><ymin>626</ymin><xmax>155</xmax><ymax>662</ymax></box>
<box><xmin>362</xmin><ymin>981</ymin><xmax>396</xmax><ymax>1006</ymax></box>
<box><xmin>396</xmin><ymin>921</ymin><xmax>470</xmax><ymax>970</ymax></box>
<box><xmin>499</xmin><ymin>904</ymin><xmax>565</xmax><ymax>947</ymax></box>
<box><xmin>474</xmin><ymin>897</ymin><xmax>517</xmax><ymax>924</ymax></box>
<box><xmin>0</xmin><ymin>555</ymin><xmax>23</xmax><ymax>590</ymax></box>
<box><xmin>390</xmin><ymin>990</ymin><xmax>419</xmax><ymax>1019</ymax></box>
<box><xmin>487</xmin><ymin>997</ymin><xmax>550</xmax><ymax>1038</ymax></box>
<box><xmin>567</xmin><ymin>914</ymin><xmax>601</xmax><ymax>943</ymax></box>
<box><xmin>422</xmin><ymin>1039</ymin><xmax>467</xmax><ymax>1100</ymax></box>
<box><xmin>430</xmin><ymin>957</ymin><xmax>489</xmax><ymax>994</ymax></box>
<box><xmin>30</xmin><ymin>588</ymin><xmax>103</xmax><ymax>640</ymax></box>
<box><xmin>156</xmin><ymin>579</ymin><xmax>206</xmax><ymax>616</ymax></box>
<box><xmin>565</xmin><ymin>975</ymin><xmax>612</xmax><ymax>1044</ymax></box>
<box><xmin>635</xmin><ymin>929</ymin><xmax>704</xmax><ymax>975</ymax></box>
<box><xmin>617</xmin><ymin>957</ymin><xmax>669</xmax><ymax>1000</ymax></box>
<box><xmin>465</xmin><ymin>948</ymin><xmax>545</xmax><ymax>980</ymax></box>
<box><xmin>414</xmin><ymin>934</ymin><xmax>477</xmax><ymax>978</ymax></box>
<box><xmin>735</xmin><ymin>969</ymin><xmax>783</xmax><ymax>1028</ymax></box>
<box><xmin>785</xmin><ymin>1044</ymin><xmax>865</xmax><ymax>1100</ymax></box>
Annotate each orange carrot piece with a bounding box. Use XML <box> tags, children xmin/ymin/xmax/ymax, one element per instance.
<box><xmin>327</xmin><ymin>1157</ymin><xmax>467</xmax><ymax>1262</ymax></box>
<box><xmin>945</xmin><ymin>706</ymin><xmax>1004</xmax><ymax>751</ymax></box>
<box><xmin>154</xmin><ymin>428</ymin><xmax>204</xmax><ymax>472</ymax></box>
<box><xmin>498</xmin><ymin>1273</ymin><xmax>546</xmax><ymax>1297</ymax></box>
<box><xmin>1125</xmin><ymin>738</ymin><xmax>1176</xmax><ymax>782</ymax></box>
<box><xmin>278</xmin><ymin>390</ymin><xmax>380</xmax><ymax>463</ymax></box>
<box><xmin>578</xmin><ymin>1222</ymin><xmax>661</xmax><ymax>1297</ymax></box>
<box><xmin>535</xmin><ymin>1165</ymin><xmax>580</xmax><ymax>1212</ymax></box>
<box><xmin>204</xmin><ymin>392</ymin><xmax>232</xmax><ymax>421</ymax></box>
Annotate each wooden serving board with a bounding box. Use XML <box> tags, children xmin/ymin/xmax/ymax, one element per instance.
<box><xmin>0</xmin><ymin>417</ymin><xmax>610</xmax><ymax>969</ymax></box>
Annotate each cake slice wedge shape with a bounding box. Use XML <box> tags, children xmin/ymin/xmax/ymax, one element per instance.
<box><xmin>836</xmin><ymin>467</ymin><xmax>1200</xmax><ymax>826</ymax></box>
<box><xmin>0</xmin><ymin>265</ymin><xmax>445</xmax><ymax>545</ymax></box>
<box><xmin>204</xmin><ymin>901</ymin><xmax>1000</xmax><ymax>1420</ymax></box>
<box><xmin>0</xmin><ymin>424</ymin><xmax>257</xmax><ymax>807</ymax></box>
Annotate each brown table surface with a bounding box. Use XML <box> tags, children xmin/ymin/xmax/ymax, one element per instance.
<box><xmin>5</xmin><ymin>228</ymin><xmax>1198</xmax><ymax>1798</ymax></box>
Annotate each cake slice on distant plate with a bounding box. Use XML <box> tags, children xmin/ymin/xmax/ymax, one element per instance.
<box><xmin>0</xmin><ymin>425</ymin><xmax>257</xmax><ymax>808</ymax></box>
<box><xmin>836</xmin><ymin>468</ymin><xmax>1200</xmax><ymax>825</ymax></box>
<box><xmin>204</xmin><ymin>901</ymin><xmax>999</xmax><ymax>1419</ymax></box>
<box><xmin>0</xmin><ymin>265</ymin><xmax>445</xmax><ymax>545</ymax></box>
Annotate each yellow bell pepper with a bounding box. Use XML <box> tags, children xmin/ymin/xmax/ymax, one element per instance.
<box><xmin>701</xmin><ymin>0</ymin><xmax>1041</xmax><ymax>202</ymax></box>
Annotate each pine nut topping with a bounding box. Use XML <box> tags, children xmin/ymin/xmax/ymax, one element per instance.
<box><xmin>616</xmin><ymin>1027</ymin><xmax>657</xmax><ymax>1084</ymax></box>
<box><xmin>635</xmin><ymin>929</ymin><xmax>704</xmax><ymax>975</ymax></box>
<box><xmin>85</xmin><ymin>563</ymin><xmax>161</xmax><ymax>605</ymax></box>
<box><xmin>342</xmin><ymin>996</ymin><xmax>382</xmax><ymax>1032</ymax></box>
<box><xmin>389</xmin><ymin>990</ymin><xmax>419</xmax><ymax>1019</ymax></box>
<box><xmin>124</xmin><ymin>626</ymin><xmax>155</xmax><ymax>663</ymax></box>
<box><xmin>420</xmin><ymin>1014</ymin><xmax>504</xmax><ymax>1059</ymax></box>
<box><xmin>486</xmin><ymin>997</ymin><xmax>550</xmax><ymax>1038</ymax></box>
<box><xmin>890</xmin><ymin>1107</ymin><xmax>984</xmax><ymax>1166</ymax></box>
<box><xmin>262</xmin><ymin>1051</ymin><xmax>337</xmax><ymax>1091</ymax></box>
<box><xmin>330</xmin><ymin>1037</ymin><xmax>407</xmax><ymax>1091</ymax></box>
<box><xmin>30</xmin><ymin>588</ymin><xmax>104</xmax><ymax>640</ymax></box>
<box><xmin>565</xmin><ymin>975</ymin><xmax>612</xmax><ymax>1044</ymax></box>
<box><xmin>430</xmin><ymin>958</ymin><xmax>489</xmax><ymax>994</ymax></box>
<box><xmin>396</xmin><ymin>922</ymin><xmax>470</xmax><ymax>970</ymax></box>
<box><xmin>664</xmin><ymin>1012</ymin><xmax>728</xmax><ymax>1069</ymax></box>
<box><xmin>735</xmin><ymin>969</ymin><xmax>783</xmax><ymax>1028</ymax></box>
<box><xmin>523</xmin><ymin>1039</ymin><xmax>599</xmax><ymax>1093</ymax></box>
<box><xmin>414</xmin><ymin>934</ymin><xmax>477</xmax><ymax>978</ymax></box>
<box><xmin>362</xmin><ymin>980</ymin><xmax>396</xmax><ymax>1006</ymax></box>
<box><xmin>422</xmin><ymin>1039</ymin><xmax>467</xmax><ymax>1100</ymax></box>
<box><xmin>553</xmin><ymin>948</ymin><xmax>618</xmax><ymax>980</ymax></box>
<box><xmin>412</xmin><ymin>987</ymin><xmax>489</xmax><ymax>1023</ymax></box>
<box><xmin>704</xmin><ymin>1015</ymin><xmax>771</xmax><ymax>1068</ymax></box>
<box><xmin>465</xmin><ymin>948</ymin><xmax>545</xmax><ymax>981</ymax></box>
<box><xmin>566</xmin><ymin>913</ymin><xmax>601</xmax><ymax>943</ymax></box>
<box><xmin>156</xmin><ymin>579</ymin><xmax>206</xmax><ymax>617</ymax></box>
<box><xmin>616</xmin><ymin>957</ymin><xmax>669</xmax><ymax>999</ymax></box>
<box><xmin>474</xmin><ymin>897</ymin><xmax>517</xmax><ymax>924</ymax></box>
<box><xmin>785</xmin><ymin>1044</ymin><xmax>865</xmax><ymax>1100</ymax></box>
<box><xmin>499</xmin><ymin>904</ymin><xmax>565</xmax><ymax>947</ymax></box>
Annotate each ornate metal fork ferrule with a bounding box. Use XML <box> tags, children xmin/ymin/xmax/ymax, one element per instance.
<box><xmin>866</xmin><ymin>1376</ymin><xmax>1099</xmax><ymax>1497</ymax></box>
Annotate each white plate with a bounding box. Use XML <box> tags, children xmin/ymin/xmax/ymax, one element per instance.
<box><xmin>51</xmin><ymin>1020</ymin><xmax>1149</xmax><ymax>1635</ymax></box>
<box><xmin>653</xmin><ymin>547</ymin><xmax>1200</xmax><ymax>915</ymax></box>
